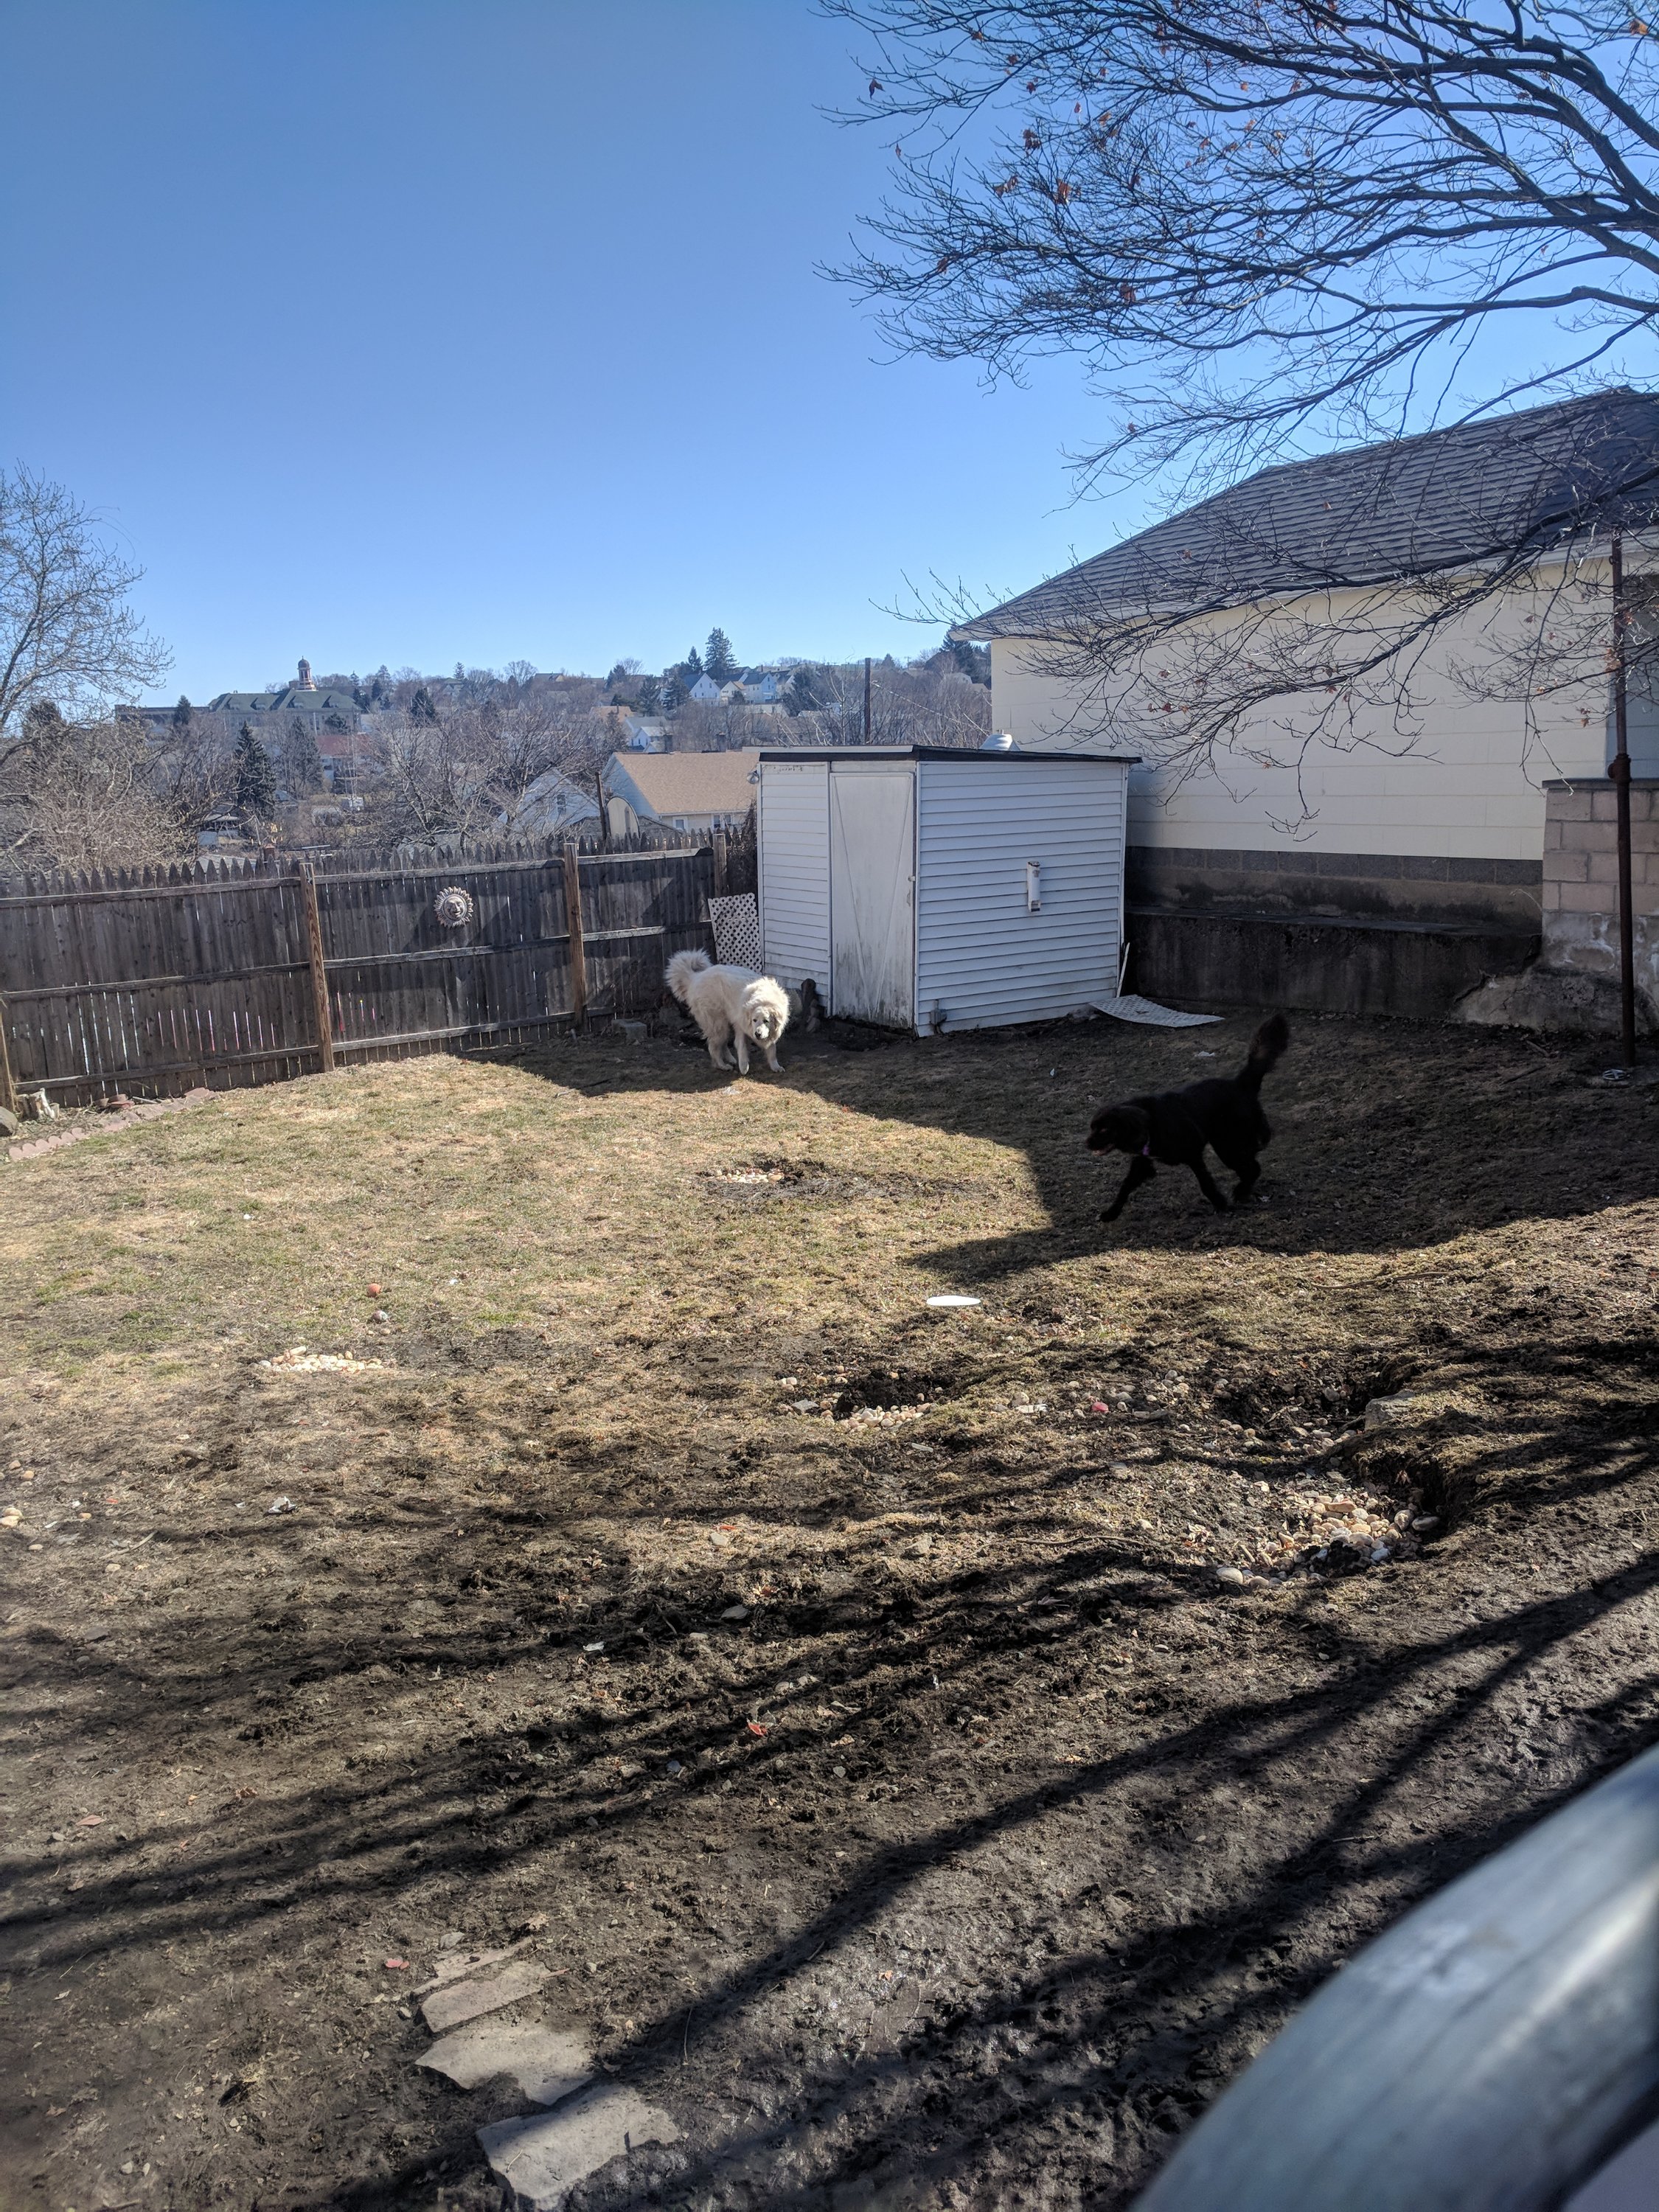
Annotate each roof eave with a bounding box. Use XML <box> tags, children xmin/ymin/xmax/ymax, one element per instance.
<box><xmin>950</xmin><ymin>530</ymin><xmax>1659</xmax><ymax>645</ymax></box>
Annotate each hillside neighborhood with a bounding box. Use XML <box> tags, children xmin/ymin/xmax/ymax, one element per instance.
<box><xmin>10</xmin><ymin>5</ymin><xmax>1659</xmax><ymax>2212</ymax></box>
<box><xmin>59</xmin><ymin>633</ymin><xmax>990</xmax><ymax>864</ymax></box>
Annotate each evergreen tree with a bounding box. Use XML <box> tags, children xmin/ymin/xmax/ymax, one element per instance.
<box><xmin>787</xmin><ymin>668</ymin><xmax>817</xmax><ymax>715</ymax></box>
<box><xmin>234</xmin><ymin>722</ymin><xmax>278</xmax><ymax>818</ymax></box>
<box><xmin>661</xmin><ymin>671</ymin><xmax>688</xmax><ymax>712</ymax></box>
<box><xmin>636</xmin><ymin>672</ymin><xmax>661</xmax><ymax>714</ymax></box>
<box><xmin>683</xmin><ymin>645</ymin><xmax>703</xmax><ymax>682</ymax></box>
<box><xmin>172</xmin><ymin>695</ymin><xmax>193</xmax><ymax>729</ymax></box>
<box><xmin>409</xmin><ymin>686</ymin><xmax>439</xmax><ymax>726</ymax></box>
<box><xmin>703</xmin><ymin>629</ymin><xmax>737</xmax><ymax>684</ymax></box>
<box><xmin>284</xmin><ymin>715</ymin><xmax>324</xmax><ymax>792</ymax></box>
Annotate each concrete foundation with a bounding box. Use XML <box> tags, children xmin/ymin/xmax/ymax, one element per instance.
<box><xmin>1126</xmin><ymin>844</ymin><xmax>1543</xmax><ymax>931</ymax></box>
<box><xmin>1127</xmin><ymin>906</ymin><xmax>1539</xmax><ymax>1020</ymax></box>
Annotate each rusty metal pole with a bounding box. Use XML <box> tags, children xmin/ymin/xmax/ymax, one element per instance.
<box><xmin>1611</xmin><ymin>532</ymin><xmax>1638</xmax><ymax>1068</ymax></box>
<box><xmin>863</xmin><ymin>656</ymin><xmax>872</xmax><ymax>746</ymax></box>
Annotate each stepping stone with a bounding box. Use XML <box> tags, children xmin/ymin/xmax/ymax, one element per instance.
<box><xmin>415</xmin><ymin>1937</ymin><xmax>532</xmax><ymax>1996</ymax></box>
<box><xmin>420</xmin><ymin>2019</ymin><xmax>591</xmax><ymax>2106</ymax></box>
<box><xmin>422</xmin><ymin>1957</ymin><xmax>549</xmax><ymax>2033</ymax></box>
<box><xmin>478</xmin><ymin>2087</ymin><xmax>679</xmax><ymax>2210</ymax></box>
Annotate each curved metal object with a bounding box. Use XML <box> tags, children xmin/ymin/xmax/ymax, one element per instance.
<box><xmin>1134</xmin><ymin>1742</ymin><xmax>1659</xmax><ymax>2212</ymax></box>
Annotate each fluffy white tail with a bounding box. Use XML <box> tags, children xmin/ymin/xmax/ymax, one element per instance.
<box><xmin>665</xmin><ymin>947</ymin><xmax>712</xmax><ymax>1004</ymax></box>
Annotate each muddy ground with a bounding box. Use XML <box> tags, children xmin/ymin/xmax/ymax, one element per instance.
<box><xmin>2</xmin><ymin>1009</ymin><xmax>1658</xmax><ymax>2211</ymax></box>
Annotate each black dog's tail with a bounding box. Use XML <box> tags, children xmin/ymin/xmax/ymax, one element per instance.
<box><xmin>1238</xmin><ymin>1012</ymin><xmax>1290</xmax><ymax>1095</ymax></box>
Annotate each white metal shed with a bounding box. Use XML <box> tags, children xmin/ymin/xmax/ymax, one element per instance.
<box><xmin>757</xmin><ymin>745</ymin><xmax>1138</xmax><ymax>1033</ymax></box>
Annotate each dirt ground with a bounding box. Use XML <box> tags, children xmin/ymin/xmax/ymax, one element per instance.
<box><xmin>3</xmin><ymin>1008</ymin><xmax>1658</xmax><ymax>2212</ymax></box>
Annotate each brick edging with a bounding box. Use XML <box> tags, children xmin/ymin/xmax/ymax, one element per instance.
<box><xmin>5</xmin><ymin>1086</ymin><xmax>214</xmax><ymax>1163</ymax></box>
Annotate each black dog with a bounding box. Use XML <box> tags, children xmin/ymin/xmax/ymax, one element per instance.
<box><xmin>1088</xmin><ymin>1015</ymin><xmax>1290</xmax><ymax>1222</ymax></box>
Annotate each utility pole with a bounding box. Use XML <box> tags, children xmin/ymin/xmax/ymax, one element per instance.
<box><xmin>1612</xmin><ymin>532</ymin><xmax>1638</xmax><ymax>1069</ymax></box>
<box><xmin>863</xmin><ymin>656</ymin><xmax>872</xmax><ymax>746</ymax></box>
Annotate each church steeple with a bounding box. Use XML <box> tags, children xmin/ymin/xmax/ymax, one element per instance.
<box><xmin>296</xmin><ymin>658</ymin><xmax>316</xmax><ymax>691</ymax></box>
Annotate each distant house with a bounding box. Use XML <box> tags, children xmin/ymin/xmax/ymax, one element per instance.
<box><xmin>600</xmin><ymin>709</ymin><xmax>667</xmax><ymax>751</ymax></box>
<box><xmin>603</xmin><ymin>748</ymin><xmax>762</xmax><ymax>838</ymax></box>
<box><xmin>498</xmin><ymin>766</ymin><xmax>603</xmax><ymax>838</ymax></box>
<box><xmin>206</xmin><ymin>658</ymin><xmax>368</xmax><ymax>765</ymax></box>
<box><xmin>687</xmin><ymin>674</ymin><xmax>722</xmax><ymax>703</ymax></box>
<box><xmin>713</xmin><ymin>671</ymin><xmax>788</xmax><ymax>714</ymax></box>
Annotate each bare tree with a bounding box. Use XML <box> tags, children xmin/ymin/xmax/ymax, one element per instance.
<box><xmin>367</xmin><ymin>676</ymin><xmax>614</xmax><ymax>850</ymax></box>
<box><xmin>793</xmin><ymin>651</ymin><xmax>995</xmax><ymax>745</ymax></box>
<box><xmin>0</xmin><ymin>468</ymin><xmax>170</xmax><ymax>765</ymax></box>
<box><xmin>0</xmin><ymin>710</ymin><xmax>193</xmax><ymax>872</ymax></box>
<box><xmin>827</xmin><ymin>4</ymin><xmax>1659</xmax><ymax>800</ymax></box>
<box><xmin>832</xmin><ymin>1</ymin><xmax>1659</xmax><ymax>481</ymax></box>
<box><xmin>141</xmin><ymin>708</ymin><xmax>238</xmax><ymax>832</ymax></box>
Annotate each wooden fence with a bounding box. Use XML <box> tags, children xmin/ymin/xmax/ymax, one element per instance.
<box><xmin>0</xmin><ymin>827</ymin><xmax>756</xmax><ymax>1108</ymax></box>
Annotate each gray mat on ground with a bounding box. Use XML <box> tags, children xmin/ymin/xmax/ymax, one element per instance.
<box><xmin>420</xmin><ymin>2019</ymin><xmax>591</xmax><ymax>2107</ymax></box>
<box><xmin>478</xmin><ymin>2086</ymin><xmax>680</xmax><ymax>2210</ymax></box>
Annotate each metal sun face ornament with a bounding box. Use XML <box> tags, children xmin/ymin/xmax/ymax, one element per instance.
<box><xmin>434</xmin><ymin>886</ymin><xmax>475</xmax><ymax>930</ymax></box>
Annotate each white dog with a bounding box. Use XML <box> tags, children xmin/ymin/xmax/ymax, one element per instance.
<box><xmin>666</xmin><ymin>949</ymin><xmax>790</xmax><ymax>1075</ymax></box>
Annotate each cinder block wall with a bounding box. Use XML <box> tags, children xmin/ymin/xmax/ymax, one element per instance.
<box><xmin>1542</xmin><ymin>778</ymin><xmax>1659</xmax><ymax>991</ymax></box>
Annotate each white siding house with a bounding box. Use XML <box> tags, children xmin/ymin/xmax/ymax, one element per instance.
<box><xmin>757</xmin><ymin>747</ymin><xmax>1135</xmax><ymax>1032</ymax></box>
<box><xmin>951</xmin><ymin>394</ymin><xmax>1659</xmax><ymax>933</ymax></box>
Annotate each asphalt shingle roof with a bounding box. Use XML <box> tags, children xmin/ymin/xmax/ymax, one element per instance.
<box><xmin>208</xmin><ymin>689</ymin><xmax>361</xmax><ymax>717</ymax></box>
<box><xmin>952</xmin><ymin>389</ymin><xmax>1659</xmax><ymax>639</ymax></box>
<box><xmin>606</xmin><ymin>748</ymin><xmax>763</xmax><ymax>816</ymax></box>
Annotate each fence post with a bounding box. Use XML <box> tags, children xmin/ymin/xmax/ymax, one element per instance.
<box><xmin>563</xmin><ymin>842</ymin><xmax>588</xmax><ymax>1025</ymax></box>
<box><xmin>0</xmin><ymin>992</ymin><xmax>15</xmax><ymax>1117</ymax></box>
<box><xmin>713</xmin><ymin>828</ymin><xmax>728</xmax><ymax>896</ymax></box>
<box><xmin>296</xmin><ymin>863</ymin><xmax>335</xmax><ymax>1074</ymax></box>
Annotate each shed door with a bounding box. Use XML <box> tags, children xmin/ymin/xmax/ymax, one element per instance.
<box><xmin>759</xmin><ymin>760</ymin><xmax>830</xmax><ymax>994</ymax></box>
<box><xmin>830</xmin><ymin>771</ymin><xmax>914</xmax><ymax>1026</ymax></box>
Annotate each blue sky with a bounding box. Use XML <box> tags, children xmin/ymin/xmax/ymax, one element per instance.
<box><xmin>1</xmin><ymin>0</ymin><xmax>1130</xmax><ymax>699</ymax></box>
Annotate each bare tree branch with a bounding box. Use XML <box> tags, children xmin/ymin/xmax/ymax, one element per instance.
<box><xmin>827</xmin><ymin>0</ymin><xmax>1659</xmax><ymax>485</ymax></box>
<box><xmin>0</xmin><ymin>468</ymin><xmax>170</xmax><ymax>764</ymax></box>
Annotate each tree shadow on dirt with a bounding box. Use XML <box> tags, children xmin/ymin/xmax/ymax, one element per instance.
<box><xmin>13</xmin><ymin>1537</ymin><xmax>1657</xmax><ymax>2208</ymax></box>
<box><xmin>526</xmin><ymin>1009</ymin><xmax>1659</xmax><ymax>1289</ymax></box>
<box><xmin>8</xmin><ymin>1316</ymin><xmax>1659</xmax><ymax>2208</ymax></box>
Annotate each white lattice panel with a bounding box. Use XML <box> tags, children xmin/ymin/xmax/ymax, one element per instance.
<box><xmin>709</xmin><ymin>893</ymin><xmax>762</xmax><ymax>970</ymax></box>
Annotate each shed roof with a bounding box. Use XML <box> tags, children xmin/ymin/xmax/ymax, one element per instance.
<box><xmin>951</xmin><ymin>389</ymin><xmax>1659</xmax><ymax>639</ymax></box>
